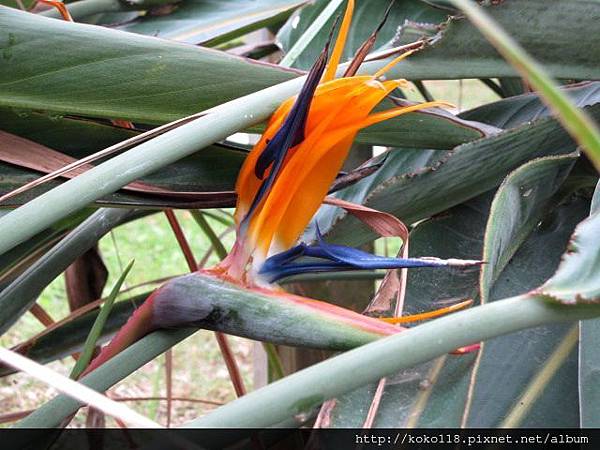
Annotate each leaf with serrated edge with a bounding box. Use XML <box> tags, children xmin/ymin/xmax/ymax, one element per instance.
<box><xmin>579</xmin><ymin>180</ymin><xmax>600</xmax><ymax>427</ymax></box>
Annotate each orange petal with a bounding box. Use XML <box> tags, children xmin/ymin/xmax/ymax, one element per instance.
<box><xmin>381</xmin><ymin>300</ymin><xmax>473</xmax><ymax>324</ymax></box>
<box><xmin>323</xmin><ymin>0</ymin><xmax>355</xmax><ymax>82</ymax></box>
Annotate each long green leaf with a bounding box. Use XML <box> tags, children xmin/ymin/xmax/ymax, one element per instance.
<box><xmin>0</xmin><ymin>346</ymin><xmax>161</xmax><ymax>428</ymax></box>
<box><xmin>0</xmin><ymin>108</ymin><xmax>138</xmax><ymax>157</ymax></box>
<box><xmin>0</xmin><ymin>207</ymin><xmax>94</xmax><ymax>282</ymax></box>
<box><xmin>18</xmin><ymin>199</ymin><xmax>600</xmax><ymax>429</ymax></box>
<box><xmin>0</xmin><ymin>267</ymin><xmax>383</xmax><ymax>378</ymax></box>
<box><xmin>17</xmin><ymin>292</ymin><xmax>600</xmax><ymax>428</ymax></box>
<box><xmin>0</xmin><ymin>141</ymin><xmax>245</xmax><ymax>209</ymax></box>
<box><xmin>0</xmin><ymin>38</ymin><xmax>427</xmax><ymax>255</ymax></box>
<box><xmin>117</xmin><ymin>0</ymin><xmax>307</xmax><ymax>46</ymax></box>
<box><xmin>15</xmin><ymin>328</ymin><xmax>190</xmax><ymax>429</ymax></box>
<box><xmin>0</xmin><ymin>7</ymin><xmax>300</xmax><ymax>123</ymax></box>
<box><xmin>461</xmin><ymin>185</ymin><xmax>590</xmax><ymax>428</ymax></box>
<box><xmin>480</xmin><ymin>154</ymin><xmax>578</xmax><ymax>303</ymax></box>
<box><xmin>536</xmin><ymin>205</ymin><xmax>600</xmax><ymax>303</ymax></box>
<box><xmin>69</xmin><ymin>259</ymin><xmax>134</xmax><ymax>380</ymax></box>
<box><xmin>460</xmin><ymin>81</ymin><xmax>600</xmax><ymax>129</ymax></box>
<box><xmin>358</xmin><ymin>0</ymin><xmax>600</xmax><ymax>81</ymax></box>
<box><xmin>329</xmin><ymin>180</ymin><xmax>584</xmax><ymax>427</ymax></box>
<box><xmin>327</xmin><ymin>195</ymin><xmax>487</xmax><ymax>427</ymax></box>
<box><xmin>0</xmin><ymin>77</ymin><xmax>303</xmax><ymax>255</ymax></box>
<box><xmin>450</xmin><ymin>0</ymin><xmax>600</xmax><ymax>170</ymax></box>
<box><xmin>278</xmin><ymin>0</ymin><xmax>345</xmax><ymax>67</ymax></box>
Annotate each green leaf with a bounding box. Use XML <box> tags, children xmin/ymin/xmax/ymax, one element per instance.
<box><xmin>0</xmin><ymin>208</ymin><xmax>134</xmax><ymax>335</ymax></box>
<box><xmin>20</xmin><ymin>275</ymin><xmax>600</xmax><ymax>428</ymax></box>
<box><xmin>369</xmin><ymin>0</ymin><xmax>600</xmax><ymax>80</ymax></box>
<box><xmin>319</xmin><ymin>105</ymin><xmax>599</xmax><ymax>247</ymax></box>
<box><xmin>450</xmin><ymin>0</ymin><xmax>600</xmax><ymax>170</ymax></box>
<box><xmin>0</xmin><ymin>108</ymin><xmax>138</xmax><ymax>157</ymax></box>
<box><xmin>497</xmin><ymin>78</ymin><xmax>526</xmax><ymax>98</ymax></box>
<box><xmin>0</xmin><ymin>7</ymin><xmax>300</xmax><ymax>123</ymax></box>
<box><xmin>535</xmin><ymin>206</ymin><xmax>600</xmax><ymax>304</ymax></box>
<box><xmin>461</xmin><ymin>185</ymin><xmax>591</xmax><ymax>428</ymax></box>
<box><xmin>480</xmin><ymin>154</ymin><xmax>578</xmax><ymax>303</ymax></box>
<box><xmin>191</xmin><ymin>211</ymin><xmax>228</xmax><ymax>260</ymax></box>
<box><xmin>186</xmin><ymin>291</ymin><xmax>600</xmax><ymax>428</ymax></box>
<box><xmin>117</xmin><ymin>0</ymin><xmax>307</xmax><ymax>45</ymax></box>
<box><xmin>580</xmin><ymin>180</ymin><xmax>600</xmax><ymax>427</ymax></box>
<box><xmin>277</xmin><ymin>0</ymin><xmax>449</xmax><ymax>70</ymax></box>
<box><xmin>195</xmin><ymin>197</ymin><xmax>591</xmax><ymax>429</ymax></box>
<box><xmin>15</xmin><ymin>268</ymin><xmax>401</xmax><ymax>427</ymax></box>
<box><xmin>0</xmin><ymin>208</ymin><xmax>94</xmax><ymax>282</ymax></box>
<box><xmin>356</xmin><ymin>100</ymin><xmax>496</xmax><ymax>149</ymax></box>
<box><xmin>69</xmin><ymin>260</ymin><xmax>134</xmax><ymax>380</ymax></box>
<box><xmin>0</xmin><ymin>93</ymin><xmax>492</xmax><ymax>157</ymax></box>
<box><xmin>0</xmin><ymin>50</ymin><xmax>465</xmax><ymax>255</ymax></box>
<box><xmin>460</xmin><ymin>81</ymin><xmax>600</xmax><ymax>129</ymax></box>
<box><xmin>0</xmin><ymin>268</ymin><xmax>381</xmax><ymax>378</ymax></box>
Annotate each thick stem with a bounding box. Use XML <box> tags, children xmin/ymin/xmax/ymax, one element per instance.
<box><xmin>16</xmin><ymin>295</ymin><xmax>600</xmax><ymax>428</ymax></box>
<box><xmin>184</xmin><ymin>295</ymin><xmax>600</xmax><ymax>428</ymax></box>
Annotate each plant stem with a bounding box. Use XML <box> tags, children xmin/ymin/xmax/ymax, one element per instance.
<box><xmin>16</xmin><ymin>294</ymin><xmax>600</xmax><ymax>428</ymax></box>
<box><xmin>184</xmin><ymin>295</ymin><xmax>600</xmax><ymax>428</ymax></box>
<box><xmin>164</xmin><ymin>210</ymin><xmax>198</xmax><ymax>270</ymax></box>
<box><xmin>263</xmin><ymin>342</ymin><xmax>285</xmax><ymax>381</ymax></box>
<box><xmin>0</xmin><ymin>346</ymin><xmax>161</xmax><ymax>428</ymax></box>
<box><xmin>69</xmin><ymin>260</ymin><xmax>134</xmax><ymax>380</ymax></box>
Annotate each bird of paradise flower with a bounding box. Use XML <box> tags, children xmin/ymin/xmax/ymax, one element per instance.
<box><xmin>83</xmin><ymin>0</ymin><xmax>481</xmax><ymax>376</ymax></box>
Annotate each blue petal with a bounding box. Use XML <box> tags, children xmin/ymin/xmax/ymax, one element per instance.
<box><xmin>258</xmin><ymin>227</ymin><xmax>464</xmax><ymax>283</ymax></box>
